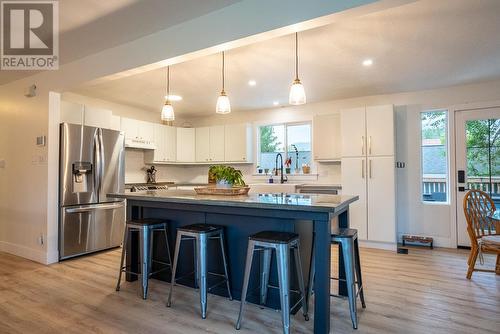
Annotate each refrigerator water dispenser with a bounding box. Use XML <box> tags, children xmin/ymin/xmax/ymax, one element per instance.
<box><xmin>72</xmin><ymin>162</ymin><xmax>92</xmax><ymax>193</ymax></box>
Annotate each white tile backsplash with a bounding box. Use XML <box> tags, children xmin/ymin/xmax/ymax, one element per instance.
<box><xmin>125</xmin><ymin>149</ymin><xmax>341</xmax><ymax>185</ymax></box>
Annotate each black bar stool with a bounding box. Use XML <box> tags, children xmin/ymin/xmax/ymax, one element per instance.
<box><xmin>167</xmin><ymin>224</ymin><xmax>232</xmax><ymax>319</ymax></box>
<box><xmin>236</xmin><ymin>231</ymin><xmax>309</xmax><ymax>334</ymax></box>
<box><xmin>116</xmin><ymin>218</ymin><xmax>172</xmax><ymax>299</ymax></box>
<box><xmin>308</xmin><ymin>228</ymin><xmax>366</xmax><ymax>329</ymax></box>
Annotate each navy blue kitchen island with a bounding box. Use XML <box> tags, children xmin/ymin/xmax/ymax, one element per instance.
<box><xmin>109</xmin><ymin>190</ymin><xmax>358</xmax><ymax>334</ymax></box>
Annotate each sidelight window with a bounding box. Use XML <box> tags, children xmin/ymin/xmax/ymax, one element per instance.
<box><xmin>421</xmin><ymin>110</ymin><xmax>449</xmax><ymax>203</ymax></box>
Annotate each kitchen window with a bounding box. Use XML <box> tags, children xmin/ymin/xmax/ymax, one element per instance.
<box><xmin>258</xmin><ymin>122</ymin><xmax>311</xmax><ymax>172</ymax></box>
<box><xmin>421</xmin><ymin>110</ymin><xmax>449</xmax><ymax>203</ymax></box>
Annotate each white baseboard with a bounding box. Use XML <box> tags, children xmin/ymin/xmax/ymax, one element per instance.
<box><xmin>0</xmin><ymin>241</ymin><xmax>52</xmax><ymax>264</ymax></box>
<box><xmin>358</xmin><ymin>240</ymin><xmax>397</xmax><ymax>251</ymax></box>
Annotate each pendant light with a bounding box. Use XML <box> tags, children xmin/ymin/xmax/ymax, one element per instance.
<box><xmin>289</xmin><ymin>32</ymin><xmax>306</xmax><ymax>105</ymax></box>
<box><xmin>216</xmin><ymin>51</ymin><xmax>231</xmax><ymax>114</ymax></box>
<box><xmin>161</xmin><ymin>66</ymin><xmax>175</xmax><ymax>122</ymax></box>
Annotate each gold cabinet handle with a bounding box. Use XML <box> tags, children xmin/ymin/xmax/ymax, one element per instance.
<box><xmin>361</xmin><ymin>136</ymin><xmax>365</xmax><ymax>155</ymax></box>
<box><xmin>369</xmin><ymin>136</ymin><xmax>372</xmax><ymax>155</ymax></box>
<box><xmin>369</xmin><ymin>159</ymin><xmax>373</xmax><ymax>178</ymax></box>
<box><xmin>362</xmin><ymin>159</ymin><xmax>365</xmax><ymax>179</ymax></box>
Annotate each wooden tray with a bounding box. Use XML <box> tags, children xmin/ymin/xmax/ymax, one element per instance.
<box><xmin>194</xmin><ymin>186</ymin><xmax>250</xmax><ymax>196</ymax></box>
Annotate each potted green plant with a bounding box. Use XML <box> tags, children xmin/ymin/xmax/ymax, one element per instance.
<box><xmin>209</xmin><ymin>165</ymin><xmax>246</xmax><ymax>188</ymax></box>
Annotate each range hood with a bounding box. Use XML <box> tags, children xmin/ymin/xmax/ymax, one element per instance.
<box><xmin>124</xmin><ymin>138</ymin><xmax>156</xmax><ymax>150</ymax></box>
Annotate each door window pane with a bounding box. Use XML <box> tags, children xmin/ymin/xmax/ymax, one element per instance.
<box><xmin>421</xmin><ymin>111</ymin><xmax>448</xmax><ymax>202</ymax></box>
<box><xmin>466</xmin><ymin>118</ymin><xmax>500</xmax><ymax>206</ymax></box>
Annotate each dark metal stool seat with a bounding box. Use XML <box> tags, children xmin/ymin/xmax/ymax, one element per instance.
<box><xmin>178</xmin><ymin>223</ymin><xmax>222</xmax><ymax>234</ymax></box>
<box><xmin>116</xmin><ymin>218</ymin><xmax>172</xmax><ymax>300</ymax></box>
<box><xmin>167</xmin><ymin>224</ymin><xmax>232</xmax><ymax>319</ymax></box>
<box><xmin>236</xmin><ymin>231</ymin><xmax>309</xmax><ymax>334</ymax></box>
<box><xmin>308</xmin><ymin>227</ymin><xmax>366</xmax><ymax>329</ymax></box>
<box><xmin>250</xmin><ymin>231</ymin><xmax>299</xmax><ymax>243</ymax></box>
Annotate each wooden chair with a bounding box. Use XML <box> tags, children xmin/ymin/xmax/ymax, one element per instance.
<box><xmin>463</xmin><ymin>190</ymin><xmax>500</xmax><ymax>279</ymax></box>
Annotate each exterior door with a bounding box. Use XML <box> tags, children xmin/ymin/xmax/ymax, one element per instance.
<box><xmin>455</xmin><ymin>107</ymin><xmax>500</xmax><ymax>246</ymax></box>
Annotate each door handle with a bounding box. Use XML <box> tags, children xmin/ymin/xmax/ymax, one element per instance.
<box><xmin>66</xmin><ymin>202</ymin><xmax>125</xmax><ymax>213</ymax></box>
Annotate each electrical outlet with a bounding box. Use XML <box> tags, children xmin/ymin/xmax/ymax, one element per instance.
<box><xmin>37</xmin><ymin>234</ymin><xmax>44</xmax><ymax>246</ymax></box>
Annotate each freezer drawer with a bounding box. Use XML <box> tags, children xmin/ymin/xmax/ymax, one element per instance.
<box><xmin>60</xmin><ymin>201</ymin><xmax>125</xmax><ymax>260</ymax></box>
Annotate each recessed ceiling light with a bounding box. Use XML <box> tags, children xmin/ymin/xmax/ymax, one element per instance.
<box><xmin>273</xmin><ymin>101</ymin><xmax>279</xmax><ymax>106</ymax></box>
<box><xmin>248</xmin><ymin>80</ymin><xmax>257</xmax><ymax>86</ymax></box>
<box><xmin>165</xmin><ymin>94</ymin><xmax>183</xmax><ymax>101</ymax></box>
<box><xmin>362</xmin><ymin>59</ymin><xmax>373</xmax><ymax>67</ymax></box>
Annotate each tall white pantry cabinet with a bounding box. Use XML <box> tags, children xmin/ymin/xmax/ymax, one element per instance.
<box><xmin>341</xmin><ymin>105</ymin><xmax>396</xmax><ymax>247</ymax></box>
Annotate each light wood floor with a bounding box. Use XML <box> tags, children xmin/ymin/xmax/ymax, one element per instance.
<box><xmin>0</xmin><ymin>247</ymin><xmax>498</xmax><ymax>334</ymax></box>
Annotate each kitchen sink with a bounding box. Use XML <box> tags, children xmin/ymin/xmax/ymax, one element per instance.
<box><xmin>248</xmin><ymin>183</ymin><xmax>299</xmax><ymax>194</ymax></box>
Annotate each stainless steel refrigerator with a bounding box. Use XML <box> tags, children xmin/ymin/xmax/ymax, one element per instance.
<box><xmin>59</xmin><ymin>123</ymin><xmax>125</xmax><ymax>260</ymax></box>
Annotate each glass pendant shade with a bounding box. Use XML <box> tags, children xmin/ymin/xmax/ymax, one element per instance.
<box><xmin>289</xmin><ymin>32</ymin><xmax>306</xmax><ymax>106</ymax></box>
<box><xmin>161</xmin><ymin>66</ymin><xmax>175</xmax><ymax>122</ymax></box>
<box><xmin>216</xmin><ymin>91</ymin><xmax>231</xmax><ymax>114</ymax></box>
<box><xmin>215</xmin><ymin>51</ymin><xmax>231</xmax><ymax>114</ymax></box>
<box><xmin>289</xmin><ymin>79</ymin><xmax>306</xmax><ymax>105</ymax></box>
<box><xmin>161</xmin><ymin>101</ymin><xmax>175</xmax><ymax>121</ymax></box>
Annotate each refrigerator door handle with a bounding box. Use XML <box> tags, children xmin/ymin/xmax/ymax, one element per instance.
<box><xmin>65</xmin><ymin>202</ymin><xmax>125</xmax><ymax>214</ymax></box>
<box><xmin>98</xmin><ymin>128</ymin><xmax>105</xmax><ymax>198</ymax></box>
<box><xmin>93</xmin><ymin>131</ymin><xmax>101</xmax><ymax>199</ymax></box>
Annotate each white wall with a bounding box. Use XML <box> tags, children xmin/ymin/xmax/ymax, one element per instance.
<box><xmin>0</xmin><ymin>0</ymin><xmax>378</xmax><ymax>264</ymax></box>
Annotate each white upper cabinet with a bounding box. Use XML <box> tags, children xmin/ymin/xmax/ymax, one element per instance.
<box><xmin>313</xmin><ymin>113</ymin><xmax>341</xmax><ymax>160</ymax></box>
<box><xmin>60</xmin><ymin>101</ymin><xmax>84</xmax><ymax>125</ymax></box>
<box><xmin>110</xmin><ymin>115</ymin><xmax>121</xmax><ymax>131</ymax></box>
<box><xmin>137</xmin><ymin>120</ymin><xmax>154</xmax><ymax>143</ymax></box>
<box><xmin>341</xmin><ymin>107</ymin><xmax>366</xmax><ymax>157</ymax></box>
<box><xmin>176</xmin><ymin>127</ymin><xmax>196</xmax><ymax>162</ymax></box>
<box><xmin>121</xmin><ymin>117</ymin><xmax>139</xmax><ymax>140</ymax></box>
<box><xmin>210</xmin><ymin>125</ymin><xmax>225</xmax><ymax>162</ymax></box>
<box><xmin>366</xmin><ymin>105</ymin><xmax>394</xmax><ymax>156</ymax></box>
<box><xmin>196</xmin><ymin>126</ymin><xmax>225</xmax><ymax>162</ymax></box>
<box><xmin>224</xmin><ymin>123</ymin><xmax>252</xmax><ymax>162</ymax></box>
<box><xmin>121</xmin><ymin>117</ymin><xmax>155</xmax><ymax>146</ymax></box>
<box><xmin>145</xmin><ymin>124</ymin><xmax>176</xmax><ymax>163</ymax></box>
<box><xmin>164</xmin><ymin>126</ymin><xmax>177</xmax><ymax>161</ymax></box>
<box><xmin>84</xmin><ymin>106</ymin><xmax>112</xmax><ymax>129</ymax></box>
<box><xmin>195</xmin><ymin>127</ymin><xmax>211</xmax><ymax>162</ymax></box>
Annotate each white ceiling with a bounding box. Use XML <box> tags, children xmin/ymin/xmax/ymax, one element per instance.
<box><xmin>72</xmin><ymin>0</ymin><xmax>500</xmax><ymax>117</ymax></box>
<box><xmin>0</xmin><ymin>0</ymin><xmax>241</xmax><ymax>85</ymax></box>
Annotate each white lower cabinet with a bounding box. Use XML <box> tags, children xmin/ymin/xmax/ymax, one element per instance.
<box><xmin>341</xmin><ymin>157</ymin><xmax>368</xmax><ymax>240</ymax></box>
<box><xmin>367</xmin><ymin>156</ymin><xmax>396</xmax><ymax>243</ymax></box>
<box><xmin>342</xmin><ymin>156</ymin><xmax>395</xmax><ymax>243</ymax></box>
